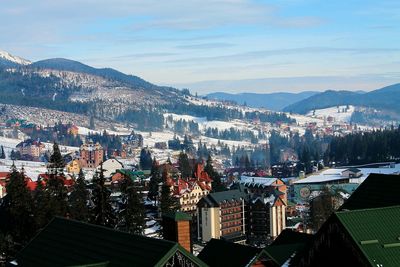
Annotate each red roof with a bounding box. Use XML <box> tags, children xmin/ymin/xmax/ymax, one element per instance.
<box><xmin>194</xmin><ymin>163</ymin><xmax>213</xmax><ymax>183</ymax></box>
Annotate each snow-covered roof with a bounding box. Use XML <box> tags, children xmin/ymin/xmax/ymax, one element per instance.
<box><xmin>240</xmin><ymin>176</ymin><xmax>277</xmax><ymax>187</ymax></box>
<box><xmin>294</xmin><ymin>164</ymin><xmax>400</xmax><ymax>184</ymax></box>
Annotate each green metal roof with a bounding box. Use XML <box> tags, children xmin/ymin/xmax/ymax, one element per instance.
<box><xmin>163</xmin><ymin>211</ymin><xmax>192</xmax><ymax>221</ymax></box>
<box><xmin>116</xmin><ymin>169</ymin><xmax>146</xmax><ymax>182</ymax></box>
<box><xmin>340</xmin><ymin>173</ymin><xmax>400</xmax><ymax>211</ymax></box>
<box><xmin>16</xmin><ymin>217</ymin><xmax>207</xmax><ymax>267</ymax></box>
<box><xmin>335</xmin><ymin>205</ymin><xmax>400</xmax><ymax>267</ymax></box>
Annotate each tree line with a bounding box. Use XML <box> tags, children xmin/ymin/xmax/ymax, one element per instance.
<box><xmin>0</xmin><ymin>143</ymin><xmax>145</xmax><ymax>263</ymax></box>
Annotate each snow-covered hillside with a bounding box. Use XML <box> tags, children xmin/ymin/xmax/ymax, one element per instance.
<box><xmin>306</xmin><ymin>105</ymin><xmax>355</xmax><ymax>123</ymax></box>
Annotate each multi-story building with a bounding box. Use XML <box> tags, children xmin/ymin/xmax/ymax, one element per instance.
<box><xmin>239</xmin><ymin>176</ymin><xmax>287</xmax><ymax>242</ymax></box>
<box><xmin>165</xmin><ymin>163</ymin><xmax>213</xmax><ymax>213</ymax></box>
<box><xmin>16</xmin><ymin>139</ymin><xmax>45</xmax><ymax>159</ymax></box>
<box><xmin>197</xmin><ymin>190</ymin><xmax>247</xmax><ymax>244</ymax></box>
<box><xmin>247</xmin><ymin>194</ymin><xmax>286</xmax><ymax>242</ymax></box>
<box><xmin>79</xmin><ymin>142</ymin><xmax>104</xmax><ymax>168</ymax></box>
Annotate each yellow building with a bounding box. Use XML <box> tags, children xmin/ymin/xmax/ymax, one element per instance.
<box><xmin>66</xmin><ymin>159</ymin><xmax>81</xmax><ymax>175</ymax></box>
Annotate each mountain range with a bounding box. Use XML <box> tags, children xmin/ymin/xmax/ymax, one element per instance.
<box><xmin>1</xmin><ymin>49</ymin><xmax>400</xmax><ymax>121</ymax></box>
<box><xmin>283</xmin><ymin>83</ymin><xmax>400</xmax><ymax>114</ymax></box>
<box><xmin>0</xmin><ymin>50</ymin><xmax>187</xmax><ymax>117</ymax></box>
<box><xmin>206</xmin><ymin>91</ymin><xmax>318</xmax><ymax>111</ymax></box>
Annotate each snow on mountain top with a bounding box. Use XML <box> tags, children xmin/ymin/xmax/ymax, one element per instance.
<box><xmin>0</xmin><ymin>50</ymin><xmax>31</xmax><ymax>65</ymax></box>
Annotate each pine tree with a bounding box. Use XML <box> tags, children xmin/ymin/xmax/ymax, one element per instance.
<box><xmin>160</xmin><ymin>170</ymin><xmax>180</xmax><ymax>215</ymax></box>
<box><xmin>0</xmin><ymin>145</ymin><xmax>5</xmax><ymax>159</ymax></box>
<box><xmin>160</xmin><ymin>183</ymin><xmax>180</xmax><ymax>216</ymax></box>
<box><xmin>0</xmin><ymin>165</ymin><xmax>35</xmax><ymax>260</ymax></box>
<box><xmin>118</xmin><ymin>178</ymin><xmax>145</xmax><ymax>234</ymax></box>
<box><xmin>45</xmin><ymin>143</ymin><xmax>68</xmax><ymax>219</ymax></box>
<box><xmin>90</xmin><ymin>165</ymin><xmax>116</xmax><ymax>227</ymax></box>
<box><xmin>205</xmin><ymin>155</ymin><xmax>225</xmax><ymax>192</ymax></box>
<box><xmin>68</xmin><ymin>170</ymin><xmax>89</xmax><ymax>222</ymax></box>
<box><xmin>32</xmin><ymin>177</ymin><xmax>50</xmax><ymax>229</ymax></box>
<box><xmin>178</xmin><ymin>152</ymin><xmax>192</xmax><ymax>179</ymax></box>
<box><xmin>148</xmin><ymin>158</ymin><xmax>161</xmax><ymax>200</ymax></box>
<box><xmin>49</xmin><ymin>142</ymin><xmax>65</xmax><ymax>174</ymax></box>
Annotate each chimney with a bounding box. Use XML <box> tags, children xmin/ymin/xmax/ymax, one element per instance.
<box><xmin>162</xmin><ymin>212</ymin><xmax>192</xmax><ymax>253</ymax></box>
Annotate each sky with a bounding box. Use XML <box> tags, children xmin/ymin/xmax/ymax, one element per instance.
<box><xmin>1</xmin><ymin>0</ymin><xmax>400</xmax><ymax>94</ymax></box>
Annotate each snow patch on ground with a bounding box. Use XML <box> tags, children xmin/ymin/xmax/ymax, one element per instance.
<box><xmin>306</xmin><ymin>105</ymin><xmax>355</xmax><ymax>123</ymax></box>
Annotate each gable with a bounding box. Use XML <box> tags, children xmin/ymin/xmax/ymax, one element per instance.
<box><xmin>339</xmin><ymin>173</ymin><xmax>400</xmax><ymax>211</ymax></box>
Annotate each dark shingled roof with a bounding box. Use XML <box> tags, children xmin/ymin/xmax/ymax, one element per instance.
<box><xmin>259</xmin><ymin>243</ymin><xmax>306</xmax><ymax>266</ymax></box>
<box><xmin>339</xmin><ymin>173</ymin><xmax>400</xmax><ymax>211</ymax></box>
<box><xmin>271</xmin><ymin>229</ymin><xmax>313</xmax><ymax>246</ymax></box>
<box><xmin>199</xmin><ymin>189</ymin><xmax>246</xmax><ymax>207</ymax></box>
<box><xmin>16</xmin><ymin>217</ymin><xmax>206</xmax><ymax>267</ymax></box>
<box><xmin>198</xmin><ymin>238</ymin><xmax>261</xmax><ymax>267</ymax></box>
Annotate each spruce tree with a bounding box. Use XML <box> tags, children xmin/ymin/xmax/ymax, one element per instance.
<box><xmin>148</xmin><ymin>158</ymin><xmax>161</xmax><ymax>200</ymax></box>
<box><xmin>45</xmin><ymin>143</ymin><xmax>68</xmax><ymax>220</ymax></box>
<box><xmin>0</xmin><ymin>145</ymin><xmax>5</xmax><ymax>159</ymax></box>
<box><xmin>178</xmin><ymin>152</ymin><xmax>192</xmax><ymax>179</ymax></box>
<box><xmin>160</xmin><ymin>170</ymin><xmax>180</xmax><ymax>215</ymax></box>
<box><xmin>118</xmin><ymin>178</ymin><xmax>145</xmax><ymax>234</ymax></box>
<box><xmin>205</xmin><ymin>154</ymin><xmax>225</xmax><ymax>192</ymax></box>
<box><xmin>0</xmin><ymin>166</ymin><xmax>35</xmax><ymax>260</ymax></box>
<box><xmin>160</xmin><ymin>184</ymin><xmax>180</xmax><ymax>215</ymax></box>
<box><xmin>90</xmin><ymin>165</ymin><xmax>116</xmax><ymax>228</ymax></box>
<box><xmin>32</xmin><ymin>177</ymin><xmax>50</xmax><ymax>229</ymax></box>
<box><xmin>68</xmin><ymin>170</ymin><xmax>89</xmax><ymax>222</ymax></box>
<box><xmin>49</xmin><ymin>142</ymin><xmax>65</xmax><ymax>174</ymax></box>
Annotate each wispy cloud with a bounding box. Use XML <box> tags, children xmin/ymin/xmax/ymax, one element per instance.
<box><xmin>165</xmin><ymin>47</ymin><xmax>400</xmax><ymax>65</ymax></box>
<box><xmin>176</xmin><ymin>43</ymin><xmax>235</xmax><ymax>50</ymax></box>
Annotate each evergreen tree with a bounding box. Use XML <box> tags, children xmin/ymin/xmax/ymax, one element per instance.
<box><xmin>48</xmin><ymin>142</ymin><xmax>65</xmax><ymax>174</ymax></box>
<box><xmin>45</xmin><ymin>143</ymin><xmax>68</xmax><ymax>220</ymax></box>
<box><xmin>139</xmin><ymin>148</ymin><xmax>152</xmax><ymax>170</ymax></box>
<box><xmin>205</xmin><ymin>155</ymin><xmax>225</xmax><ymax>192</ymax></box>
<box><xmin>90</xmin><ymin>165</ymin><xmax>116</xmax><ymax>227</ymax></box>
<box><xmin>89</xmin><ymin>116</ymin><xmax>95</xmax><ymax>130</ymax></box>
<box><xmin>0</xmin><ymin>166</ymin><xmax>35</xmax><ymax>260</ymax></box>
<box><xmin>68</xmin><ymin>170</ymin><xmax>89</xmax><ymax>222</ymax></box>
<box><xmin>148</xmin><ymin>158</ymin><xmax>161</xmax><ymax>199</ymax></box>
<box><xmin>118</xmin><ymin>178</ymin><xmax>145</xmax><ymax>234</ymax></box>
<box><xmin>0</xmin><ymin>145</ymin><xmax>5</xmax><ymax>159</ymax></box>
<box><xmin>160</xmin><ymin>170</ymin><xmax>180</xmax><ymax>216</ymax></box>
<box><xmin>32</xmin><ymin>176</ymin><xmax>50</xmax><ymax>229</ymax></box>
<box><xmin>178</xmin><ymin>152</ymin><xmax>192</xmax><ymax>179</ymax></box>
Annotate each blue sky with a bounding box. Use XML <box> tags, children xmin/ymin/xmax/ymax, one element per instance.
<box><xmin>1</xmin><ymin>0</ymin><xmax>399</xmax><ymax>93</ymax></box>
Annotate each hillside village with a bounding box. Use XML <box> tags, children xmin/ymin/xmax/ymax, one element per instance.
<box><xmin>1</xmin><ymin>92</ymin><xmax>400</xmax><ymax>265</ymax></box>
<box><xmin>1</xmin><ymin>41</ymin><xmax>400</xmax><ymax>266</ymax></box>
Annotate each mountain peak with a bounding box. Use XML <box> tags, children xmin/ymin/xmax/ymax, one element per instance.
<box><xmin>0</xmin><ymin>50</ymin><xmax>31</xmax><ymax>65</ymax></box>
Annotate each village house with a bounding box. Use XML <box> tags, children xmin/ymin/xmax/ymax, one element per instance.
<box><xmin>97</xmin><ymin>158</ymin><xmax>124</xmax><ymax>178</ymax></box>
<box><xmin>66</xmin><ymin>159</ymin><xmax>81</xmax><ymax>175</ymax></box>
